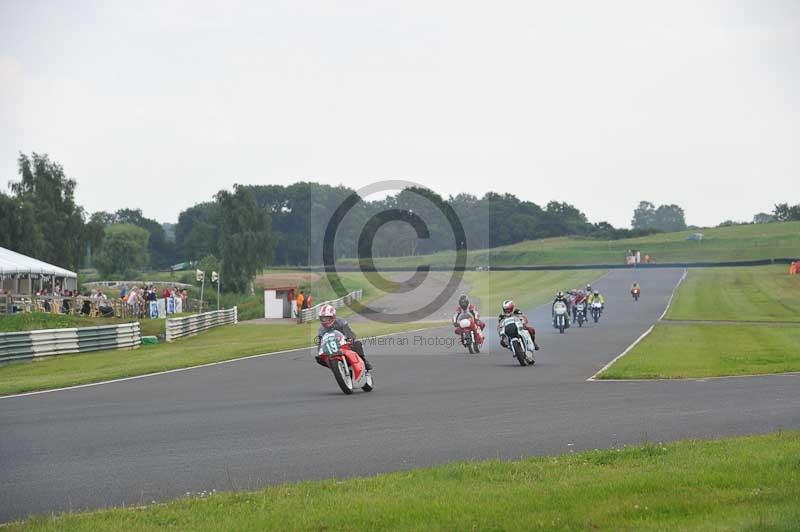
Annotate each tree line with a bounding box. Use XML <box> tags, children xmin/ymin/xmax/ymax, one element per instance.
<box><xmin>4</xmin><ymin>152</ymin><xmax>797</xmax><ymax>293</ymax></box>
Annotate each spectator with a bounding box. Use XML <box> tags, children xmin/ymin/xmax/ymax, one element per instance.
<box><xmin>162</xmin><ymin>286</ymin><xmax>171</xmax><ymax>299</ymax></box>
<box><xmin>119</xmin><ymin>283</ymin><xmax>128</xmax><ymax>299</ymax></box>
<box><xmin>306</xmin><ymin>293</ymin><xmax>313</xmax><ymax>309</ymax></box>
<box><xmin>296</xmin><ymin>290</ymin><xmax>305</xmax><ymax>318</ymax></box>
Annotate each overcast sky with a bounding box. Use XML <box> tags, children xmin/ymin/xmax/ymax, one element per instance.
<box><xmin>1</xmin><ymin>0</ymin><xmax>797</xmax><ymax>228</ymax></box>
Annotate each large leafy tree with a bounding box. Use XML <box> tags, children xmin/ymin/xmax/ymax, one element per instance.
<box><xmin>94</xmin><ymin>224</ymin><xmax>149</xmax><ymax>278</ymax></box>
<box><xmin>10</xmin><ymin>153</ymin><xmax>85</xmax><ymax>270</ymax></box>
<box><xmin>773</xmin><ymin>203</ymin><xmax>800</xmax><ymax>222</ymax></box>
<box><xmin>631</xmin><ymin>201</ymin><xmax>657</xmax><ymax>230</ymax></box>
<box><xmin>653</xmin><ymin>204</ymin><xmax>687</xmax><ymax>232</ymax></box>
<box><xmin>216</xmin><ymin>185</ymin><xmax>274</xmax><ymax>293</ymax></box>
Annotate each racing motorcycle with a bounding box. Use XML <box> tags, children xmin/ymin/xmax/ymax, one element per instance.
<box><xmin>575</xmin><ymin>301</ymin><xmax>587</xmax><ymax>327</ymax></box>
<box><xmin>456</xmin><ymin>312</ymin><xmax>482</xmax><ymax>354</ymax></box>
<box><xmin>500</xmin><ymin>315</ymin><xmax>535</xmax><ymax>366</ymax></box>
<box><xmin>591</xmin><ymin>301</ymin><xmax>603</xmax><ymax>323</ymax></box>
<box><xmin>631</xmin><ymin>287</ymin><xmax>640</xmax><ymax>302</ymax></box>
<box><xmin>553</xmin><ymin>300</ymin><xmax>569</xmax><ymax>334</ymax></box>
<box><xmin>318</xmin><ymin>330</ymin><xmax>373</xmax><ymax>395</ymax></box>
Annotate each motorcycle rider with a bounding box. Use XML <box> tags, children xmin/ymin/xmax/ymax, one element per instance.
<box><xmin>588</xmin><ymin>290</ymin><xmax>605</xmax><ymax>310</ymax></box>
<box><xmin>572</xmin><ymin>290</ymin><xmax>588</xmax><ymax>324</ymax></box>
<box><xmin>631</xmin><ymin>282</ymin><xmax>641</xmax><ymax>295</ymax></box>
<box><xmin>552</xmin><ymin>291</ymin><xmax>571</xmax><ymax>329</ymax></box>
<box><xmin>315</xmin><ymin>304</ymin><xmax>373</xmax><ymax>370</ymax></box>
<box><xmin>452</xmin><ymin>294</ymin><xmax>485</xmax><ymax>343</ymax></box>
<box><xmin>498</xmin><ymin>299</ymin><xmax>539</xmax><ymax>350</ymax></box>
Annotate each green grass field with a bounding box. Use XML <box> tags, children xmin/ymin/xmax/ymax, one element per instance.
<box><xmin>0</xmin><ymin>320</ymin><xmax>443</xmax><ymax>396</ymax></box>
<box><xmin>601</xmin><ymin>323</ymin><xmax>800</xmax><ymax>379</ymax></box>
<box><xmin>353</xmin><ymin>221</ymin><xmax>800</xmax><ymax>268</ymax></box>
<box><xmin>9</xmin><ymin>431</ymin><xmax>799</xmax><ymax>531</ymax></box>
<box><xmin>666</xmin><ymin>265</ymin><xmax>800</xmax><ymax>322</ymax></box>
<box><xmin>601</xmin><ymin>266</ymin><xmax>800</xmax><ymax>379</ymax></box>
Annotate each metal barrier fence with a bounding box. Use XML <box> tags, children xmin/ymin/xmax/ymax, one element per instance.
<box><xmin>0</xmin><ymin>322</ymin><xmax>141</xmax><ymax>363</ymax></box>
<box><xmin>165</xmin><ymin>307</ymin><xmax>238</xmax><ymax>342</ymax></box>
<box><xmin>300</xmin><ymin>290</ymin><xmax>363</xmax><ymax>323</ymax></box>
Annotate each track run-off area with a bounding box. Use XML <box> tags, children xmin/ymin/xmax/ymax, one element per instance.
<box><xmin>1</xmin><ymin>268</ymin><xmax>799</xmax><ymax>522</ymax></box>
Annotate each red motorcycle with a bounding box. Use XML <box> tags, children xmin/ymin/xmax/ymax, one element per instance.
<box><xmin>455</xmin><ymin>312</ymin><xmax>484</xmax><ymax>354</ymax></box>
<box><xmin>631</xmin><ymin>287</ymin><xmax>641</xmax><ymax>301</ymax></box>
<box><xmin>318</xmin><ymin>330</ymin><xmax>373</xmax><ymax>395</ymax></box>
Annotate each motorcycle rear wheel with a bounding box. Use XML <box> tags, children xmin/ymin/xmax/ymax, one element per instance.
<box><xmin>331</xmin><ymin>359</ymin><xmax>354</xmax><ymax>395</ymax></box>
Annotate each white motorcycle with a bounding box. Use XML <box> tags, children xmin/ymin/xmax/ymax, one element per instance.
<box><xmin>553</xmin><ymin>301</ymin><xmax>569</xmax><ymax>334</ymax></box>
<box><xmin>501</xmin><ymin>315</ymin><xmax>536</xmax><ymax>366</ymax></box>
<box><xmin>591</xmin><ymin>301</ymin><xmax>603</xmax><ymax>323</ymax></box>
<box><xmin>575</xmin><ymin>301</ymin><xmax>587</xmax><ymax>327</ymax></box>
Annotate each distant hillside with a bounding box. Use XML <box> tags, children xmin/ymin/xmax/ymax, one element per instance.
<box><xmin>348</xmin><ymin>221</ymin><xmax>800</xmax><ymax>268</ymax></box>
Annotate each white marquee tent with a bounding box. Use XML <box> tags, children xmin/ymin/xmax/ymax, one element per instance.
<box><xmin>0</xmin><ymin>246</ymin><xmax>78</xmax><ymax>294</ymax></box>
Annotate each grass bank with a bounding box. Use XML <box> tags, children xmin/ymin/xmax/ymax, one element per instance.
<box><xmin>601</xmin><ymin>265</ymin><xmax>800</xmax><ymax>379</ymax></box>
<box><xmin>9</xmin><ymin>431</ymin><xmax>800</xmax><ymax>531</ymax></box>
<box><xmin>0</xmin><ymin>320</ymin><xmax>443</xmax><ymax>396</ymax></box>
<box><xmin>353</xmin><ymin>221</ymin><xmax>800</xmax><ymax>268</ymax></box>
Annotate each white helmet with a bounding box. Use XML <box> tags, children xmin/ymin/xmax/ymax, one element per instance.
<box><xmin>319</xmin><ymin>304</ymin><xmax>336</xmax><ymax>328</ymax></box>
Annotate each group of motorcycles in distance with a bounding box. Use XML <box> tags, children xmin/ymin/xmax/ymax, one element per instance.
<box><xmin>318</xmin><ymin>282</ymin><xmax>644</xmax><ymax>395</ymax></box>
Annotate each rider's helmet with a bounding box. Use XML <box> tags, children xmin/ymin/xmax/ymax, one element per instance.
<box><xmin>502</xmin><ymin>300</ymin><xmax>515</xmax><ymax>315</ymax></box>
<box><xmin>556</xmin><ymin>291</ymin><xmax>564</xmax><ymax>299</ymax></box>
<box><xmin>586</xmin><ymin>284</ymin><xmax>592</xmax><ymax>292</ymax></box>
<box><xmin>319</xmin><ymin>304</ymin><xmax>336</xmax><ymax>328</ymax></box>
<box><xmin>458</xmin><ymin>294</ymin><xmax>469</xmax><ymax>310</ymax></box>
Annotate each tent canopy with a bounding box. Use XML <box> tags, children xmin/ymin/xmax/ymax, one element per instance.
<box><xmin>0</xmin><ymin>247</ymin><xmax>77</xmax><ymax>279</ymax></box>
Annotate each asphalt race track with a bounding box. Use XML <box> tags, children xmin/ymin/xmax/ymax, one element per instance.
<box><xmin>2</xmin><ymin>268</ymin><xmax>799</xmax><ymax>521</ymax></box>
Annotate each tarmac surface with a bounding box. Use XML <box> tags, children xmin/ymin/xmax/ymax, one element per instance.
<box><xmin>2</xmin><ymin>268</ymin><xmax>799</xmax><ymax>521</ymax></box>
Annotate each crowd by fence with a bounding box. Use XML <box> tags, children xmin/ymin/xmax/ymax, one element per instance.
<box><xmin>0</xmin><ymin>293</ymin><xmax>206</xmax><ymax>319</ymax></box>
<box><xmin>0</xmin><ymin>322</ymin><xmax>141</xmax><ymax>363</ymax></box>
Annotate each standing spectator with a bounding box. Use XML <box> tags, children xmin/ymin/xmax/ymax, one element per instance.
<box><xmin>306</xmin><ymin>293</ymin><xmax>313</xmax><ymax>309</ymax></box>
<box><xmin>296</xmin><ymin>290</ymin><xmax>304</xmax><ymax>315</ymax></box>
<box><xmin>119</xmin><ymin>283</ymin><xmax>128</xmax><ymax>300</ymax></box>
<box><xmin>162</xmin><ymin>286</ymin><xmax>171</xmax><ymax>299</ymax></box>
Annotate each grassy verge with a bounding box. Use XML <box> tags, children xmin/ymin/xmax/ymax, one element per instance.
<box><xmin>601</xmin><ymin>265</ymin><xmax>800</xmax><ymax>379</ymax></box>
<box><xmin>666</xmin><ymin>265</ymin><xmax>800</xmax><ymax>322</ymax></box>
<box><xmin>0</xmin><ymin>320</ymin><xmax>443</xmax><ymax>396</ymax></box>
<box><xmin>9</xmin><ymin>431</ymin><xmax>800</xmax><ymax>531</ymax></box>
<box><xmin>350</xmin><ymin>221</ymin><xmax>800</xmax><ymax>268</ymax></box>
<box><xmin>600</xmin><ymin>323</ymin><xmax>800</xmax><ymax>379</ymax></box>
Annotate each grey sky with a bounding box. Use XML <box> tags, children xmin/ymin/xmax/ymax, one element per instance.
<box><xmin>1</xmin><ymin>0</ymin><xmax>797</xmax><ymax>228</ymax></box>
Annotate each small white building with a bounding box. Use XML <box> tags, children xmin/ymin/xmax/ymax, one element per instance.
<box><xmin>0</xmin><ymin>247</ymin><xmax>78</xmax><ymax>295</ymax></box>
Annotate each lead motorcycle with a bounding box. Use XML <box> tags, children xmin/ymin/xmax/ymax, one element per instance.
<box><xmin>318</xmin><ymin>330</ymin><xmax>373</xmax><ymax>395</ymax></box>
<box><xmin>501</xmin><ymin>315</ymin><xmax>536</xmax><ymax>366</ymax></box>
<box><xmin>631</xmin><ymin>287</ymin><xmax>641</xmax><ymax>302</ymax></box>
<box><xmin>591</xmin><ymin>301</ymin><xmax>603</xmax><ymax>323</ymax></box>
<box><xmin>455</xmin><ymin>311</ymin><xmax>483</xmax><ymax>354</ymax></box>
<box><xmin>553</xmin><ymin>300</ymin><xmax>569</xmax><ymax>334</ymax></box>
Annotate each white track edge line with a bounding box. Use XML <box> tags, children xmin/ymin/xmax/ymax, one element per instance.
<box><xmin>0</xmin><ymin>326</ymin><xmax>441</xmax><ymax>400</ymax></box>
<box><xmin>587</xmin><ymin>268</ymin><xmax>688</xmax><ymax>382</ymax></box>
<box><xmin>586</xmin><ymin>325</ymin><xmax>654</xmax><ymax>381</ymax></box>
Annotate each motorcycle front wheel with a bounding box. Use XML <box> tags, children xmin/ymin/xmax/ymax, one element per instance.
<box><xmin>331</xmin><ymin>359</ymin><xmax>354</xmax><ymax>395</ymax></box>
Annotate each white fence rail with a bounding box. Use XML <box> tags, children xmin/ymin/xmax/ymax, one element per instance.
<box><xmin>0</xmin><ymin>323</ymin><xmax>141</xmax><ymax>363</ymax></box>
<box><xmin>300</xmin><ymin>290</ymin><xmax>363</xmax><ymax>323</ymax></box>
<box><xmin>165</xmin><ymin>307</ymin><xmax>238</xmax><ymax>342</ymax></box>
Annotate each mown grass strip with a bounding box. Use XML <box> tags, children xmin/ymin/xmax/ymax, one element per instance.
<box><xmin>0</xmin><ymin>321</ymin><xmax>444</xmax><ymax>396</ymax></box>
<box><xmin>600</xmin><ymin>323</ymin><xmax>800</xmax><ymax>379</ymax></box>
<box><xmin>666</xmin><ymin>265</ymin><xmax>800</xmax><ymax>322</ymax></box>
<box><xmin>8</xmin><ymin>431</ymin><xmax>800</xmax><ymax>531</ymax></box>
